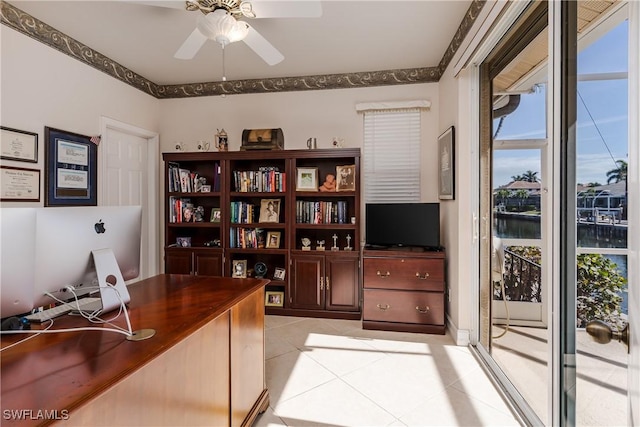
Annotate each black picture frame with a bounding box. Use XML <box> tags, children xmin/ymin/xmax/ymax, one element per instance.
<box><xmin>44</xmin><ymin>127</ymin><xmax>97</xmax><ymax>206</ymax></box>
<box><xmin>1</xmin><ymin>126</ymin><xmax>38</xmax><ymax>163</ymax></box>
<box><xmin>438</xmin><ymin>126</ymin><xmax>455</xmax><ymax>200</ymax></box>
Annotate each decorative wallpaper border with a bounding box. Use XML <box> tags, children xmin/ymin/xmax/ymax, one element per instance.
<box><xmin>1</xmin><ymin>0</ymin><xmax>484</xmax><ymax>99</ymax></box>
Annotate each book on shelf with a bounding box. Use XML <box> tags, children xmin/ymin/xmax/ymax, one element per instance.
<box><xmin>230</xmin><ymin>201</ymin><xmax>256</xmax><ymax>224</ymax></box>
<box><xmin>233</xmin><ymin>168</ymin><xmax>285</xmax><ymax>192</ymax></box>
<box><xmin>169</xmin><ymin>197</ymin><xmax>192</xmax><ymax>223</ymax></box>
<box><xmin>296</xmin><ymin>200</ymin><xmax>348</xmax><ymax>224</ymax></box>
<box><xmin>167</xmin><ymin>162</ymin><xmax>220</xmax><ymax>194</ymax></box>
<box><xmin>230</xmin><ymin>227</ymin><xmax>260</xmax><ymax>249</ymax></box>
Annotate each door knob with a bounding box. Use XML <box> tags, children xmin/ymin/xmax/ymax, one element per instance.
<box><xmin>585</xmin><ymin>320</ymin><xmax>629</xmax><ymax>350</ymax></box>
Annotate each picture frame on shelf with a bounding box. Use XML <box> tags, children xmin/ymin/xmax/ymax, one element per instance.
<box><xmin>296</xmin><ymin>167</ymin><xmax>318</xmax><ymax>191</ymax></box>
<box><xmin>182</xmin><ymin>203</ymin><xmax>195</xmax><ymax>222</ymax></box>
<box><xmin>438</xmin><ymin>126</ymin><xmax>455</xmax><ymax>200</ymax></box>
<box><xmin>44</xmin><ymin>127</ymin><xmax>97</xmax><ymax>206</ymax></box>
<box><xmin>336</xmin><ymin>164</ymin><xmax>356</xmax><ymax>192</ymax></box>
<box><xmin>200</xmin><ymin>184</ymin><xmax>211</xmax><ymax>192</ymax></box>
<box><xmin>265</xmin><ymin>291</ymin><xmax>284</xmax><ymax>307</ymax></box>
<box><xmin>176</xmin><ymin>237</ymin><xmax>191</xmax><ymax>247</ymax></box>
<box><xmin>266</xmin><ymin>231</ymin><xmax>281</xmax><ymax>249</ymax></box>
<box><xmin>273</xmin><ymin>267</ymin><xmax>286</xmax><ymax>281</ymax></box>
<box><xmin>210</xmin><ymin>207</ymin><xmax>221</xmax><ymax>223</ymax></box>
<box><xmin>0</xmin><ymin>166</ymin><xmax>40</xmax><ymax>202</ymax></box>
<box><xmin>259</xmin><ymin>198</ymin><xmax>280</xmax><ymax>223</ymax></box>
<box><xmin>1</xmin><ymin>126</ymin><xmax>38</xmax><ymax>163</ymax></box>
<box><xmin>232</xmin><ymin>259</ymin><xmax>248</xmax><ymax>278</ymax></box>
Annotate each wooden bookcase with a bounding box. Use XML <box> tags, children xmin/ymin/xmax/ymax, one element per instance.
<box><xmin>163</xmin><ymin>149</ymin><xmax>361</xmax><ymax>320</ymax></box>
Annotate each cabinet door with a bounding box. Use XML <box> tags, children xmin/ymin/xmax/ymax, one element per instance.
<box><xmin>193</xmin><ymin>250</ymin><xmax>223</xmax><ymax>276</ymax></box>
<box><xmin>290</xmin><ymin>255</ymin><xmax>324</xmax><ymax>310</ymax></box>
<box><xmin>165</xmin><ymin>249</ymin><xmax>193</xmax><ymax>274</ymax></box>
<box><xmin>325</xmin><ymin>255</ymin><xmax>360</xmax><ymax>311</ymax></box>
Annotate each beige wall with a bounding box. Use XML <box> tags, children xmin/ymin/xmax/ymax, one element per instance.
<box><xmin>157</xmin><ymin>83</ymin><xmax>441</xmax><ymax>201</ymax></box>
<box><xmin>0</xmin><ymin>27</ymin><xmax>159</xmax><ymax>207</ymax></box>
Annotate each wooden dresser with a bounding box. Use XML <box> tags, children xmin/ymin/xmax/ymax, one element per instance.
<box><xmin>362</xmin><ymin>249</ymin><xmax>446</xmax><ymax>334</ymax></box>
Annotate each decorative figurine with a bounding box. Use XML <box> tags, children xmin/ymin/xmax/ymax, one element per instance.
<box><xmin>215</xmin><ymin>128</ymin><xmax>228</xmax><ymax>152</ymax></box>
<box><xmin>175</xmin><ymin>141</ymin><xmax>185</xmax><ymax>152</ymax></box>
<box><xmin>319</xmin><ymin>174</ymin><xmax>336</xmax><ymax>192</ymax></box>
<box><xmin>301</xmin><ymin>237</ymin><xmax>311</xmax><ymax>251</ymax></box>
<box><xmin>316</xmin><ymin>240</ymin><xmax>325</xmax><ymax>251</ymax></box>
<box><xmin>344</xmin><ymin>234</ymin><xmax>353</xmax><ymax>251</ymax></box>
<box><xmin>331</xmin><ymin>234</ymin><xmax>339</xmax><ymax>251</ymax></box>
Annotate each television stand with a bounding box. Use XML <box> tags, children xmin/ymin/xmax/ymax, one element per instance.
<box><xmin>362</xmin><ymin>249</ymin><xmax>446</xmax><ymax>334</ymax></box>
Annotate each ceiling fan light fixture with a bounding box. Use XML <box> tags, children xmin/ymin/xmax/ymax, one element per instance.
<box><xmin>198</xmin><ymin>9</ymin><xmax>248</xmax><ymax>47</ymax></box>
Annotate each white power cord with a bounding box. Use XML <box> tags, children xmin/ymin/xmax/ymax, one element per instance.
<box><xmin>0</xmin><ymin>283</ymin><xmax>134</xmax><ymax>351</ymax></box>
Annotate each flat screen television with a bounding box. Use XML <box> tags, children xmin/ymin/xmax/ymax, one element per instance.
<box><xmin>365</xmin><ymin>203</ymin><xmax>440</xmax><ymax>250</ymax></box>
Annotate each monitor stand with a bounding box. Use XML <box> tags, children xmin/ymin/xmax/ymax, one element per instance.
<box><xmin>92</xmin><ymin>249</ymin><xmax>155</xmax><ymax>341</ymax></box>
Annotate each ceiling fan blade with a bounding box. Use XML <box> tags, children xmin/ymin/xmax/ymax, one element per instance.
<box><xmin>246</xmin><ymin>0</ymin><xmax>322</xmax><ymax>18</ymax></box>
<box><xmin>174</xmin><ymin>28</ymin><xmax>208</xmax><ymax>60</ymax></box>
<box><xmin>243</xmin><ymin>24</ymin><xmax>284</xmax><ymax>65</ymax></box>
<box><xmin>123</xmin><ymin>1</ymin><xmax>185</xmax><ymax>9</ymax></box>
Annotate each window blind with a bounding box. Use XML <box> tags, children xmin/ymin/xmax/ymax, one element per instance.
<box><xmin>363</xmin><ymin>109</ymin><xmax>421</xmax><ymax>203</ymax></box>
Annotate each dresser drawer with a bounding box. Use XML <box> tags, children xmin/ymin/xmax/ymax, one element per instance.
<box><xmin>363</xmin><ymin>258</ymin><xmax>444</xmax><ymax>291</ymax></box>
<box><xmin>363</xmin><ymin>289</ymin><xmax>445</xmax><ymax>325</ymax></box>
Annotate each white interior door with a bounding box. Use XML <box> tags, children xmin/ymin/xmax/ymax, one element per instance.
<box><xmin>99</xmin><ymin>117</ymin><xmax>159</xmax><ymax>280</ymax></box>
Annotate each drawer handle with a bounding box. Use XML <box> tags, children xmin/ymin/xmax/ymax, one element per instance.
<box><xmin>376</xmin><ymin>303</ymin><xmax>391</xmax><ymax>311</ymax></box>
<box><xmin>415</xmin><ymin>272</ymin><xmax>430</xmax><ymax>279</ymax></box>
<box><xmin>416</xmin><ymin>306</ymin><xmax>430</xmax><ymax>314</ymax></box>
<box><xmin>377</xmin><ymin>271</ymin><xmax>391</xmax><ymax>278</ymax></box>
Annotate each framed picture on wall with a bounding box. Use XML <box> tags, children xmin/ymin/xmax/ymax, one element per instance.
<box><xmin>1</xmin><ymin>126</ymin><xmax>38</xmax><ymax>163</ymax></box>
<box><xmin>44</xmin><ymin>127</ymin><xmax>97</xmax><ymax>206</ymax></box>
<box><xmin>438</xmin><ymin>126</ymin><xmax>455</xmax><ymax>200</ymax></box>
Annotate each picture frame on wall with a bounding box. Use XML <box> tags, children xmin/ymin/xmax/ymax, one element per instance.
<box><xmin>1</xmin><ymin>126</ymin><xmax>38</xmax><ymax>163</ymax></box>
<box><xmin>0</xmin><ymin>166</ymin><xmax>40</xmax><ymax>202</ymax></box>
<box><xmin>44</xmin><ymin>127</ymin><xmax>97</xmax><ymax>206</ymax></box>
<box><xmin>438</xmin><ymin>126</ymin><xmax>455</xmax><ymax>200</ymax></box>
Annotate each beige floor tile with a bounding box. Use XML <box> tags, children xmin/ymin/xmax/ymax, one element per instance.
<box><xmin>265</xmin><ymin>315</ymin><xmax>307</xmax><ymax>330</ymax></box>
<box><xmin>266</xmin><ymin>349</ymin><xmax>337</xmax><ymax>405</ymax></box>
<box><xmin>254</xmin><ymin>406</ymin><xmax>287</xmax><ymax>427</ymax></box>
<box><xmin>273</xmin><ymin>378</ymin><xmax>397</xmax><ymax>427</ymax></box>
<box><xmin>341</xmin><ymin>350</ymin><xmax>449</xmax><ymax>418</ymax></box>
<box><xmin>265</xmin><ymin>335</ymin><xmax>298</xmax><ymax>360</ymax></box>
<box><xmin>298</xmin><ymin>331</ymin><xmax>387</xmax><ymax>376</ymax></box>
<box><xmin>399</xmin><ymin>387</ymin><xmax>521</xmax><ymax>427</ymax></box>
<box><xmin>449</xmin><ymin>367</ymin><xmax>514</xmax><ymax>416</ymax></box>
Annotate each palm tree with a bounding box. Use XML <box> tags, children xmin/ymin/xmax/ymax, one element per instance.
<box><xmin>510</xmin><ymin>174</ymin><xmax>523</xmax><ymax>182</ymax></box>
<box><xmin>606</xmin><ymin>160</ymin><xmax>627</xmax><ymax>184</ymax></box>
<box><xmin>522</xmin><ymin>170</ymin><xmax>539</xmax><ymax>182</ymax></box>
<box><xmin>606</xmin><ymin>159</ymin><xmax>628</xmax><ymax>220</ymax></box>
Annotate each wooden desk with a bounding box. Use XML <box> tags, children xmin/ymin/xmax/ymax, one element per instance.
<box><xmin>1</xmin><ymin>274</ymin><xmax>269</xmax><ymax>426</ymax></box>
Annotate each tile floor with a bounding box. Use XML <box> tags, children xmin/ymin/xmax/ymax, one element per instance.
<box><xmin>255</xmin><ymin>316</ymin><xmax>521</xmax><ymax>427</ymax></box>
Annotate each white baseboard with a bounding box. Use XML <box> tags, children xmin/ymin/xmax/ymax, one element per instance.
<box><xmin>446</xmin><ymin>315</ymin><xmax>470</xmax><ymax>346</ymax></box>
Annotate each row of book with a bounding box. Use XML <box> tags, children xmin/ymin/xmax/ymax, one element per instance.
<box><xmin>169</xmin><ymin>197</ymin><xmax>195</xmax><ymax>223</ymax></box>
<box><xmin>296</xmin><ymin>200</ymin><xmax>349</xmax><ymax>224</ymax></box>
<box><xmin>229</xmin><ymin>227</ymin><xmax>266</xmax><ymax>249</ymax></box>
<box><xmin>168</xmin><ymin>162</ymin><xmax>221</xmax><ymax>193</ymax></box>
<box><xmin>233</xmin><ymin>169</ymin><xmax>285</xmax><ymax>193</ymax></box>
<box><xmin>230</xmin><ymin>201</ymin><xmax>256</xmax><ymax>224</ymax></box>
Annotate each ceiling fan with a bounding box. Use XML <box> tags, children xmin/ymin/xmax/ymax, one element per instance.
<box><xmin>171</xmin><ymin>0</ymin><xmax>322</xmax><ymax>65</ymax></box>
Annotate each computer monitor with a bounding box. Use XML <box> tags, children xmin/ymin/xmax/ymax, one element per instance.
<box><xmin>0</xmin><ymin>208</ymin><xmax>37</xmax><ymax>318</ymax></box>
<box><xmin>33</xmin><ymin>206</ymin><xmax>142</xmax><ymax>311</ymax></box>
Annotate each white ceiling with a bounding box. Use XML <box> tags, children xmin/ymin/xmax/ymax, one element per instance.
<box><xmin>8</xmin><ymin>0</ymin><xmax>472</xmax><ymax>85</ymax></box>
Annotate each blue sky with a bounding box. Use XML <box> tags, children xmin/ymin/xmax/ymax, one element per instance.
<box><xmin>493</xmin><ymin>20</ymin><xmax>629</xmax><ymax>187</ymax></box>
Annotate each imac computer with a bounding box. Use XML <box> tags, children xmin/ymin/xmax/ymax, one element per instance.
<box><xmin>33</xmin><ymin>206</ymin><xmax>142</xmax><ymax>313</ymax></box>
<box><xmin>0</xmin><ymin>208</ymin><xmax>37</xmax><ymax>319</ymax></box>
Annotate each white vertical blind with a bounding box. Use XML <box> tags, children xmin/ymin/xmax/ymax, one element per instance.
<box><xmin>363</xmin><ymin>109</ymin><xmax>421</xmax><ymax>203</ymax></box>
